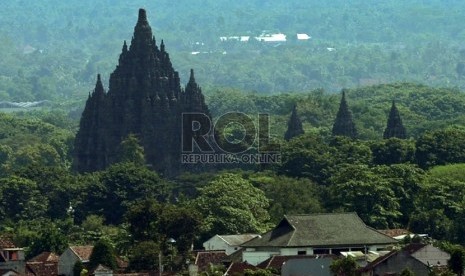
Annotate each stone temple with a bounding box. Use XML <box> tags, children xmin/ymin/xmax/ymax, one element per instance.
<box><xmin>73</xmin><ymin>9</ymin><xmax>212</xmax><ymax>176</ymax></box>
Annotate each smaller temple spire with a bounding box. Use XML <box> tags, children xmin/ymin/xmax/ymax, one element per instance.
<box><xmin>122</xmin><ymin>40</ymin><xmax>128</xmax><ymax>52</ymax></box>
<box><xmin>284</xmin><ymin>104</ymin><xmax>304</xmax><ymax>141</ymax></box>
<box><xmin>185</xmin><ymin>69</ymin><xmax>200</xmax><ymax>94</ymax></box>
<box><xmin>332</xmin><ymin>89</ymin><xmax>357</xmax><ymax>138</ymax></box>
<box><xmin>160</xmin><ymin>40</ymin><xmax>165</xmax><ymax>52</ymax></box>
<box><xmin>94</xmin><ymin>74</ymin><xmax>105</xmax><ymax>95</ymax></box>
<box><xmin>189</xmin><ymin>69</ymin><xmax>195</xmax><ymax>83</ymax></box>
<box><xmin>188</xmin><ymin>69</ymin><xmax>197</xmax><ymax>86</ymax></box>
<box><xmin>383</xmin><ymin>100</ymin><xmax>407</xmax><ymax>139</ymax></box>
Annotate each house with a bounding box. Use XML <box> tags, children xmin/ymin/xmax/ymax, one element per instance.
<box><xmin>192</xmin><ymin>250</ymin><xmax>228</xmax><ymax>272</ymax></box>
<box><xmin>360</xmin><ymin>243</ymin><xmax>450</xmax><ymax>276</ymax></box>
<box><xmin>255</xmin><ymin>33</ymin><xmax>287</xmax><ymax>42</ymax></box>
<box><xmin>296</xmin><ymin>33</ymin><xmax>311</xmax><ymax>40</ymax></box>
<box><xmin>58</xmin><ymin>246</ymin><xmax>93</xmax><ymax>276</ymax></box>
<box><xmin>26</xmin><ymin>251</ymin><xmax>59</xmax><ymax>275</ymax></box>
<box><xmin>258</xmin><ymin>255</ymin><xmax>335</xmax><ymax>275</ymax></box>
<box><xmin>377</xmin><ymin>229</ymin><xmax>428</xmax><ymax>241</ymax></box>
<box><xmin>91</xmin><ymin>264</ymin><xmax>113</xmax><ymax>276</ymax></box>
<box><xmin>224</xmin><ymin>262</ymin><xmax>258</xmax><ymax>276</ymax></box>
<box><xmin>241</xmin><ymin>213</ymin><xmax>398</xmax><ymax>265</ymax></box>
<box><xmin>203</xmin><ymin>234</ymin><xmax>259</xmax><ymax>255</ymax></box>
<box><xmin>0</xmin><ymin>237</ymin><xmax>26</xmax><ymax>274</ymax></box>
<box><xmin>281</xmin><ymin>257</ymin><xmax>334</xmax><ymax>276</ymax></box>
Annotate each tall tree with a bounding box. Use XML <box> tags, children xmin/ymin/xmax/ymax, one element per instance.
<box><xmin>416</xmin><ymin>127</ymin><xmax>465</xmax><ymax>168</ymax></box>
<box><xmin>449</xmin><ymin>248</ymin><xmax>465</xmax><ymax>276</ymax></box>
<box><xmin>284</xmin><ymin>104</ymin><xmax>304</xmax><ymax>141</ymax></box>
<box><xmin>116</xmin><ymin>134</ymin><xmax>145</xmax><ymax>166</ymax></box>
<box><xmin>128</xmin><ymin>241</ymin><xmax>160</xmax><ymax>272</ymax></box>
<box><xmin>383</xmin><ymin>101</ymin><xmax>407</xmax><ymax>139</ymax></box>
<box><xmin>81</xmin><ymin>162</ymin><xmax>170</xmax><ymax>225</ymax></box>
<box><xmin>332</xmin><ymin>89</ymin><xmax>357</xmax><ymax>138</ymax></box>
<box><xmin>193</xmin><ymin>173</ymin><xmax>270</xmax><ymax>239</ymax></box>
<box><xmin>330</xmin><ymin>256</ymin><xmax>359</xmax><ymax>276</ymax></box>
<box><xmin>88</xmin><ymin>239</ymin><xmax>117</xmax><ymax>270</ymax></box>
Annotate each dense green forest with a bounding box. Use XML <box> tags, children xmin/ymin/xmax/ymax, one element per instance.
<box><xmin>2</xmin><ymin>0</ymin><xmax>465</xmax><ymax>101</ymax></box>
<box><xmin>0</xmin><ymin>83</ymin><xmax>463</xmax><ymax>272</ymax></box>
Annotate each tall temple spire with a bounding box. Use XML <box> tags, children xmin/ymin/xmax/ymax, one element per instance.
<box><xmin>74</xmin><ymin>9</ymin><xmax>212</xmax><ymax>176</ymax></box>
<box><xmin>383</xmin><ymin>100</ymin><xmax>407</xmax><ymax>139</ymax></box>
<box><xmin>284</xmin><ymin>104</ymin><xmax>304</xmax><ymax>141</ymax></box>
<box><xmin>131</xmin><ymin>8</ymin><xmax>154</xmax><ymax>52</ymax></box>
<box><xmin>332</xmin><ymin>89</ymin><xmax>357</xmax><ymax>138</ymax></box>
<box><xmin>137</xmin><ymin>8</ymin><xmax>147</xmax><ymax>23</ymax></box>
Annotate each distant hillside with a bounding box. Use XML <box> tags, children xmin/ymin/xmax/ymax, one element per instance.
<box><xmin>206</xmin><ymin>83</ymin><xmax>465</xmax><ymax>140</ymax></box>
<box><xmin>1</xmin><ymin>0</ymin><xmax>465</xmax><ymax>100</ymax></box>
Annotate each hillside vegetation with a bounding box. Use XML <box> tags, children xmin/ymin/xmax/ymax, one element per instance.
<box><xmin>1</xmin><ymin>0</ymin><xmax>465</xmax><ymax>101</ymax></box>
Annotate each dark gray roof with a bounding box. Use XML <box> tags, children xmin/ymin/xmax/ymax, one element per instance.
<box><xmin>219</xmin><ymin>234</ymin><xmax>259</xmax><ymax>246</ymax></box>
<box><xmin>242</xmin><ymin>213</ymin><xmax>398</xmax><ymax>248</ymax></box>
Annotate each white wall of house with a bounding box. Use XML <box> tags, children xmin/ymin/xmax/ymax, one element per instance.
<box><xmin>203</xmin><ymin>235</ymin><xmax>237</xmax><ymax>255</ymax></box>
<box><xmin>243</xmin><ymin>245</ymin><xmax>392</xmax><ymax>265</ymax></box>
<box><xmin>58</xmin><ymin>248</ymin><xmax>79</xmax><ymax>276</ymax></box>
<box><xmin>242</xmin><ymin>250</ymin><xmax>279</xmax><ymax>265</ymax></box>
<box><xmin>280</xmin><ymin>247</ymin><xmax>314</xmax><ymax>256</ymax></box>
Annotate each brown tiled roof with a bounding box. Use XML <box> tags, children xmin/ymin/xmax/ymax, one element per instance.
<box><xmin>377</xmin><ymin>229</ymin><xmax>410</xmax><ymax>238</ymax></box>
<box><xmin>70</xmin><ymin>246</ymin><xmax>94</xmax><ymax>261</ymax></box>
<box><xmin>225</xmin><ymin>262</ymin><xmax>258</xmax><ymax>275</ymax></box>
<box><xmin>242</xmin><ymin>213</ymin><xmax>398</xmax><ymax>248</ymax></box>
<box><xmin>194</xmin><ymin>250</ymin><xmax>227</xmax><ymax>271</ymax></box>
<box><xmin>28</xmin><ymin>252</ymin><xmax>59</xmax><ymax>263</ymax></box>
<box><xmin>222</xmin><ymin>248</ymin><xmax>244</xmax><ymax>263</ymax></box>
<box><xmin>257</xmin><ymin>255</ymin><xmax>336</xmax><ymax>270</ymax></box>
<box><xmin>26</xmin><ymin>261</ymin><xmax>58</xmax><ymax>276</ymax></box>
<box><xmin>0</xmin><ymin>236</ymin><xmax>17</xmax><ymax>248</ymax></box>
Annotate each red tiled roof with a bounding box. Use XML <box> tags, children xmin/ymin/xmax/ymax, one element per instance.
<box><xmin>194</xmin><ymin>250</ymin><xmax>227</xmax><ymax>271</ymax></box>
<box><xmin>28</xmin><ymin>252</ymin><xmax>59</xmax><ymax>263</ymax></box>
<box><xmin>26</xmin><ymin>261</ymin><xmax>58</xmax><ymax>276</ymax></box>
<box><xmin>225</xmin><ymin>262</ymin><xmax>257</xmax><ymax>275</ymax></box>
<box><xmin>70</xmin><ymin>246</ymin><xmax>94</xmax><ymax>261</ymax></box>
